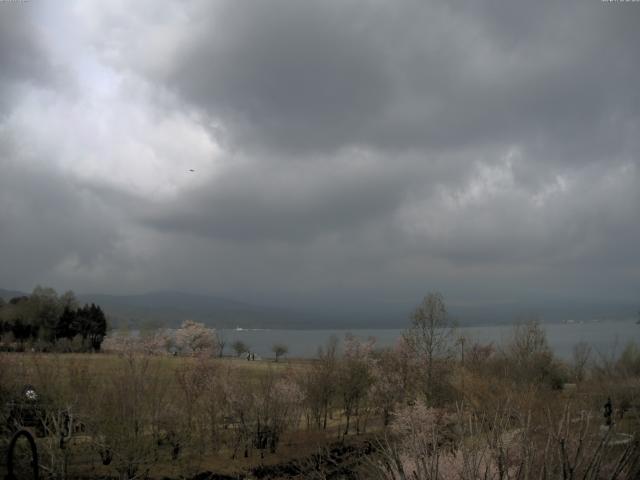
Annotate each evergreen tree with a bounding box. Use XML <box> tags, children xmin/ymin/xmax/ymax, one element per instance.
<box><xmin>88</xmin><ymin>304</ymin><xmax>107</xmax><ymax>351</ymax></box>
<box><xmin>55</xmin><ymin>306</ymin><xmax>77</xmax><ymax>340</ymax></box>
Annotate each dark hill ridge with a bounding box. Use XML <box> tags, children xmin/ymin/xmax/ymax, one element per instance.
<box><xmin>0</xmin><ymin>289</ymin><xmax>28</xmax><ymax>301</ymax></box>
<box><xmin>85</xmin><ymin>290</ymin><xmax>252</xmax><ymax>311</ymax></box>
<box><xmin>1</xmin><ymin>288</ymin><xmax>637</xmax><ymax>329</ymax></box>
<box><xmin>0</xmin><ymin>288</ymin><xmax>313</xmax><ymax>329</ymax></box>
<box><xmin>77</xmin><ymin>291</ymin><xmax>314</xmax><ymax>329</ymax></box>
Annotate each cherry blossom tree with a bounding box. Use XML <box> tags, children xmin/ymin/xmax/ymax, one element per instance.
<box><xmin>175</xmin><ymin>320</ymin><xmax>217</xmax><ymax>356</ymax></box>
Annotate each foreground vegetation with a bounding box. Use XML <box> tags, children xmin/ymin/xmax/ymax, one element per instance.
<box><xmin>1</xmin><ymin>293</ymin><xmax>639</xmax><ymax>479</ymax></box>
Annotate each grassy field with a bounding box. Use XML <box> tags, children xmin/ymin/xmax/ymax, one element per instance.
<box><xmin>0</xmin><ymin>352</ymin><xmax>368</xmax><ymax>479</ymax></box>
<box><xmin>1</xmin><ymin>344</ymin><xmax>639</xmax><ymax>479</ymax></box>
<box><xmin>2</xmin><ymin>352</ymin><xmax>309</xmax><ymax>381</ymax></box>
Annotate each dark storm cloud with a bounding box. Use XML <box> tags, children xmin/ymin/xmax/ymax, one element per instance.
<box><xmin>0</xmin><ymin>0</ymin><xmax>639</xmax><ymax>309</ymax></box>
<box><xmin>0</xmin><ymin>3</ymin><xmax>58</xmax><ymax>108</ymax></box>
<box><xmin>142</xmin><ymin>154</ymin><xmax>414</xmax><ymax>242</ymax></box>
<box><xmin>155</xmin><ymin>0</ymin><xmax>640</xmax><ymax>159</ymax></box>
<box><xmin>134</xmin><ymin>1</ymin><xmax>639</xmax><ymax>262</ymax></box>
<box><xmin>0</xmin><ymin>139</ymin><xmax>122</xmax><ymax>287</ymax></box>
<box><xmin>159</xmin><ymin>1</ymin><xmax>392</xmax><ymax>154</ymax></box>
<box><xmin>428</xmin><ymin>166</ymin><xmax>640</xmax><ymax>268</ymax></box>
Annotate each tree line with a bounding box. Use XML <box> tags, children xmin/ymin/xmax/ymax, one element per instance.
<box><xmin>0</xmin><ymin>286</ymin><xmax>107</xmax><ymax>352</ymax></box>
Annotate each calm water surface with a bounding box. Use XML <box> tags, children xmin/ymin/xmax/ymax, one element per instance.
<box><xmin>221</xmin><ymin>320</ymin><xmax>639</xmax><ymax>360</ymax></box>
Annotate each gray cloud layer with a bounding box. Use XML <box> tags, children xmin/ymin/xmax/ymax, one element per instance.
<box><xmin>0</xmin><ymin>1</ymin><xmax>638</xmax><ymax>316</ymax></box>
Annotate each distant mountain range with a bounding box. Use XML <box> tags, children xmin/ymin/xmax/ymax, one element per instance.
<box><xmin>79</xmin><ymin>291</ymin><xmax>315</xmax><ymax>329</ymax></box>
<box><xmin>1</xmin><ymin>288</ymin><xmax>637</xmax><ymax>329</ymax></box>
<box><xmin>0</xmin><ymin>288</ymin><xmax>314</xmax><ymax>329</ymax></box>
<box><xmin>0</xmin><ymin>289</ymin><xmax>27</xmax><ymax>300</ymax></box>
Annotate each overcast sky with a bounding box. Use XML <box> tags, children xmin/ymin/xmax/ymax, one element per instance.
<box><xmin>1</xmin><ymin>1</ymin><xmax>639</xmax><ymax>313</ymax></box>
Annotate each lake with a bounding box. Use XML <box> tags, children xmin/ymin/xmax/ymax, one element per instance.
<box><xmin>220</xmin><ymin>320</ymin><xmax>640</xmax><ymax>360</ymax></box>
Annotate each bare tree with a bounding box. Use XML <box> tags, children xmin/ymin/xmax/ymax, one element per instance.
<box><xmin>299</xmin><ymin>336</ymin><xmax>339</xmax><ymax>430</ymax></box>
<box><xmin>509</xmin><ymin>318</ymin><xmax>549</xmax><ymax>360</ymax></box>
<box><xmin>92</xmin><ymin>352</ymin><xmax>166</xmax><ymax>480</ymax></box>
<box><xmin>272</xmin><ymin>343</ymin><xmax>288</xmax><ymax>362</ymax></box>
<box><xmin>339</xmin><ymin>335</ymin><xmax>375</xmax><ymax>435</ymax></box>
<box><xmin>571</xmin><ymin>341</ymin><xmax>592</xmax><ymax>382</ymax></box>
<box><xmin>370</xmin><ymin>346</ymin><xmax>415</xmax><ymax>426</ymax></box>
<box><xmin>505</xmin><ymin>319</ymin><xmax>566</xmax><ymax>388</ymax></box>
<box><xmin>403</xmin><ymin>292</ymin><xmax>454</xmax><ymax>397</ymax></box>
<box><xmin>232</xmin><ymin>340</ymin><xmax>249</xmax><ymax>357</ymax></box>
<box><xmin>216</xmin><ymin>329</ymin><xmax>226</xmax><ymax>357</ymax></box>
